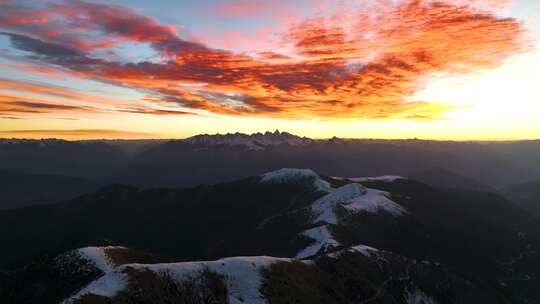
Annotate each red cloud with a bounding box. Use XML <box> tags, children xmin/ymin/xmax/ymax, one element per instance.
<box><xmin>0</xmin><ymin>0</ymin><xmax>178</xmax><ymax>52</ymax></box>
<box><xmin>0</xmin><ymin>0</ymin><xmax>527</xmax><ymax>120</ymax></box>
<box><xmin>0</xmin><ymin>93</ymin><xmax>92</xmax><ymax>118</ymax></box>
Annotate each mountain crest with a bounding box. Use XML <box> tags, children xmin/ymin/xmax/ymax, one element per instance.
<box><xmin>183</xmin><ymin>131</ymin><xmax>312</xmax><ymax>150</ymax></box>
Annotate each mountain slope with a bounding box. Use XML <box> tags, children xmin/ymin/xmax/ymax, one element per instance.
<box><xmin>0</xmin><ymin>139</ymin><xmax>128</xmax><ymax>180</ymax></box>
<box><xmin>408</xmin><ymin>167</ymin><xmax>494</xmax><ymax>192</ymax></box>
<box><xmin>0</xmin><ymin>246</ymin><xmax>167</xmax><ymax>304</ymax></box>
<box><xmin>2</xmin><ymin>245</ymin><xmax>507</xmax><ymax>304</ymax></box>
<box><xmin>505</xmin><ymin>179</ymin><xmax>540</xmax><ymax>216</ymax></box>
<box><xmin>0</xmin><ymin>168</ymin><xmax>538</xmax><ymax>303</ymax></box>
<box><xmin>0</xmin><ymin>171</ymin><xmax>102</xmax><ymax>210</ymax></box>
<box><xmin>0</xmin><ymin>171</ymin><xmax>325</xmax><ymax>268</ymax></box>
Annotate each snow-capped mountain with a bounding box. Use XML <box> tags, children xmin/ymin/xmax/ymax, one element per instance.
<box><xmin>58</xmin><ymin>244</ymin><xmax>499</xmax><ymax>304</ymax></box>
<box><xmin>260</xmin><ymin>168</ymin><xmax>408</xmax><ymax>258</ymax></box>
<box><xmin>183</xmin><ymin>130</ymin><xmax>313</xmax><ymax>150</ymax></box>
<box><xmin>1</xmin><ymin>168</ymin><xmax>539</xmax><ymax>304</ymax></box>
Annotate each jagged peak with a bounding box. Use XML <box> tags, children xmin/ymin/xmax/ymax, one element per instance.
<box><xmin>183</xmin><ymin>131</ymin><xmax>313</xmax><ymax>150</ymax></box>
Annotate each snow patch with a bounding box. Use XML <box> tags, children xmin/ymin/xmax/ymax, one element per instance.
<box><xmin>312</xmin><ymin>183</ymin><xmax>367</xmax><ymax>224</ymax></box>
<box><xmin>311</xmin><ymin>183</ymin><xmax>405</xmax><ymax>224</ymax></box>
<box><xmin>406</xmin><ymin>287</ymin><xmax>437</xmax><ymax>304</ymax></box>
<box><xmin>260</xmin><ymin>168</ymin><xmax>331</xmax><ymax>192</ymax></box>
<box><xmin>343</xmin><ymin>188</ymin><xmax>407</xmax><ymax>217</ymax></box>
<box><xmin>131</xmin><ymin>256</ymin><xmax>289</xmax><ymax>304</ymax></box>
<box><xmin>296</xmin><ymin>225</ymin><xmax>340</xmax><ymax>259</ymax></box>
<box><xmin>350</xmin><ymin>245</ymin><xmax>380</xmax><ymax>257</ymax></box>
<box><xmin>77</xmin><ymin>246</ymin><xmax>124</xmax><ymax>273</ymax></box>
<box><xmin>63</xmin><ymin>270</ymin><xmax>128</xmax><ymax>303</ymax></box>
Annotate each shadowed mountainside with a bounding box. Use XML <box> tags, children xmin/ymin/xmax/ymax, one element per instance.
<box><xmin>1</xmin><ymin>169</ymin><xmax>538</xmax><ymax>303</ymax></box>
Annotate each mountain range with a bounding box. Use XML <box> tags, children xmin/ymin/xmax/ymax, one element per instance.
<box><xmin>1</xmin><ymin>168</ymin><xmax>539</xmax><ymax>303</ymax></box>
<box><xmin>1</xmin><ymin>131</ymin><xmax>539</xmax><ymax>213</ymax></box>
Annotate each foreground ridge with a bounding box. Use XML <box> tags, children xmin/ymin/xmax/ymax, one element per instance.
<box><xmin>1</xmin><ymin>168</ymin><xmax>538</xmax><ymax>304</ymax></box>
<box><xmin>60</xmin><ymin>243</ymin><xmax>496</xmax><ymax>304</ymax></box>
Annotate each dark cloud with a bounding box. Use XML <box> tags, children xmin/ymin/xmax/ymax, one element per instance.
<box><xmin>120</xmin><ymin>107</ymin><xmax>193</xmax><ymax>115</ymax></box>
<box><xmin>1</xmin><ymin>32</ymin><xmax>82</xmax><ymax>58</ymax></box>
<box><xmin>0</xmin><ymin>108</ymin><xmax>41</xmax><ymax>113</ymax></box>
<box><xmin>9</xmin><ymin>101</ymin><xmax>83</xmax><ymax>110</ymax></box>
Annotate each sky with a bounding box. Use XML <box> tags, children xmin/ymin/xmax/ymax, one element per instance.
<box><xmin>0</xmin><ymin>0</ymin><xmax>539</xmax><ymax>140</ymax></box>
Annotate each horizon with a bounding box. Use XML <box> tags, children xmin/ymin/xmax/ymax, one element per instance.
<box><xmin>1</xmin><ymin>129</ymin><xmax>539</xmax><ymax>142</ymax></box>
<box><xmin>1</xmin><ymin>0</ymin><xmax>539</xmax><ymax>140</ymax></box>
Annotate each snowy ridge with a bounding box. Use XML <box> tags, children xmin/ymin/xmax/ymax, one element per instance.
<box><xmin>184</xmin><ymin>130</ymin><xmax>312</xmax><ymax>151</ymax></box>
<box><xmin>63</xmin><ymin>246</ymin><xmax>386</xmax><ymax>304</ymax></box>
<box><xmin>290</xmin><ymin>170</ymin><xmax>407</xmax><ymax>259</ymax></box>
<box><xmin>60</xmin><ymin>244</ymin><xmax>452</xmax><ymax>304</ymax></box>
<box><xmin>311</xmin><ymin>183</ymin><xmax>406</xmax><ymax>225</ymax></box>
<box><xmin>63</xmin><ymin>270</ymin><xmax>128</xmax><ymax>303</ymax></box>
<box><xmin>296</xmin><ymin>225</ymin><xmax>340</xmax><ymax>259</ymax></box>
<box><xmin>138</xmin><ymin>256</ymin><xmax>290</xmax><ymax>304</ymax></box>
<box><xmin>64</xmin><ymin>254</ymin><xmax>290</xmax><ymax>304</ymax></box>
<box><xmin>77</xmin><ymin>246</ymin><xmax>125</xmax><ymax>273</ymax></box>
<box><xmin>342</xmin><ymin>188</ymin><xmax>407</xmax><ymax>217</ymax></box>
<box><xmin>62</xmin><ymin>246</ymin><xmax>130</xmax><ymax>303</ymax></box>
<box><xmin>260</xmin><ymin>168</ymin><xmax>332</xmax><ymax>192</ymax></box>
<box><xmin>312</xmin><ymin>183</ymin><xmax>368</xmax><ymax>224</ymax></box>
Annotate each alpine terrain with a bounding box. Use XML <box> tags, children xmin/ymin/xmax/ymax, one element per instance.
<box><xmin>1</xmin><ymin>168</ymin><xmax>539</xmax><ymax>304</ymax></box>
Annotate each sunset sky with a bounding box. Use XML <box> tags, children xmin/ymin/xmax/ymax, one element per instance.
<box><xmin>0</xmin><ymin>0</ymin><xmax>539</xmax><ymax>140</ymax></box>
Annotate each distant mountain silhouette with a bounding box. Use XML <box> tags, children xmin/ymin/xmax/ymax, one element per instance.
<box><xmin>114</xmin><ymin>134</ymin><xmax>539</xmax><ymax>189</ymax></box>
<box><xmin>0</xmin><ymin>135</ymin><xmax>540</xmax><ymax>189</ymax></box>
<box><xmin>505</xmin><ymin>179</ymin><xmax>540</xmax><ymax>216</ymax></box>
<box><xmin>408</xmin><ymin>167</ymin><xmax>494</xmax><ymax>192</ymax></box>
<box><xmin>0</xmin><ymin>139</ymin><xmax>128</xmax><ymax>180</ymax></box>
<box><xmin>2</xmin><ymin>134</ymin><xmax>540</xmax><ymax>202</ymax></box>
<box><xmin>0</xmin><ymin>171</ymin><xmax>102</xmax><ymax>209</ymax></box>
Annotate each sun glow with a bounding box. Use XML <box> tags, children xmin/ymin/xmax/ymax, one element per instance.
<box><xmin>0</xmin><ymin>0</ymin><xmax>539</xmax><ymax>140</ymax></box>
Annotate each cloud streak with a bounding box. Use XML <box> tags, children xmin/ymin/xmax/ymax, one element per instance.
<box><xmin>0</xmin><ymin>0</ymin><xmax>528</xmax><ymax>120</ymax></box>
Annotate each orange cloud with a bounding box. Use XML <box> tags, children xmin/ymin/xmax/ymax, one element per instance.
<box><xmin>0</xmin><ymin>0</ymin><xmax>527</xmax><ymax>120</ymax></box>
<box><xmin>0</xmin><ymin>78</ymin><xmax>133</xmax><ymax>107</ymax></box>
<box><xmin>0</xmin><ymin>78</ymin><xmax>196</xmax><ymax>118</ymax></box>
<box><xmin>0</xmin><ymin>64</ymin><xmax>71</xmax><ymax>80</ymax></box>
<box><xmin>0</xmin><ymin>92</ymin><xmax>95</xmax><ymax>119</ymax></box>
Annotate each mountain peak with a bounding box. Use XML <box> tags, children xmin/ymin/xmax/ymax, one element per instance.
<box><xmin>260</xmin><ymin>168</ymin><xmax>332</xmax><ymax>192</ymax></box>
<box><xmin>184</xmin><ymin>131</ymin><xmax>312</xmax><ymax>150</ymax></box>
